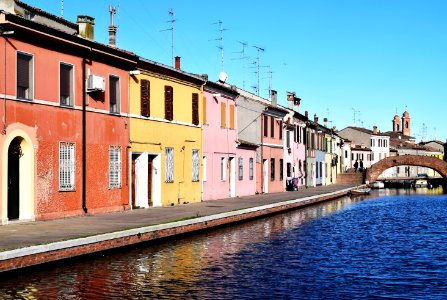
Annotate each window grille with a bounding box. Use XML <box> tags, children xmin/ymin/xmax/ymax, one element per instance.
<box><xmin>238</xmin><ymin>157</ymin><xmax>243</xmax><ymax>180</ymax></box>
<box><xmin>109</xmin><ymin>146</ymin><xmax>122</xmax><ymax>188</ymax></box>
<box><xmin>165</xmin><ymin>147</ymin><xmax>174</xmax><ymax>182</ymax></box>
<box><xmin>59</xmin><ymin>142</ymin><xmax>75</xmax><ymax>191</ymax></box>
<box><xmin>192</xmin><ymin>149</ymin><xmax>200</xmax><ymax>182</ymax></box>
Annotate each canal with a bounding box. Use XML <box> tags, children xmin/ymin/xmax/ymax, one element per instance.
<box><xmin>1</xmin><ymin>188</ymin><xmax>446</xmax><ymax>299</ymax></box>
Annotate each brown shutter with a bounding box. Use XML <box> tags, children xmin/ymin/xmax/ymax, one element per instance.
<box><xmin>192</xmin><ymin>93</ymin><xmax>199</xmax><ymax>125</ymax></box>
<box><xmin>229</xmin><ymin>104</ymin><xmax>234</xmax><ymax>129</ymax></box>
<box><xmin>165</xmin><ymin>86</ymin><xmax>173</xmax><ymax>121</ymax></box>
<box><xmin>17</xmin><ymin>54</ymin><xmax>30</xmax><ymax>87</ymax></box>
<box><xmin>279</xmin><ymin>120</ymin><xmax>283</xmax><ymax>139</ymax></box>
<box><xmin>221</xmin><ymin>102</ymin><xmax>226</xmax><ymax>128</ymax></box>
<box><xmin>140</xmin><ymin>79</ymin><xmax>150</xmax><ymax>117</ymax></box>
<box><xmin>60</xmin><ymin>64</ymin><xmax>70</xmax><ymax>98</ymax></box>
<box><xmin>202</xmin><ymin>96</ymin><xmax>207</xmax><ymax>124</ymax></box>
<box><xmin>263</xmin><ymin>114</ymin><xmax>268</xmax><ymax>137</ymax></box>
<box><xmin>270</xmin><ymin>116</ymin><xmax>274</xmax><ymax>138</ymax></box>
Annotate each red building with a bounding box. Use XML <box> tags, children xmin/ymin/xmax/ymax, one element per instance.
<box><xmin>0</xmin><ymin>1</ymin><xmax>138</xmax><ymax>223</ymax></box>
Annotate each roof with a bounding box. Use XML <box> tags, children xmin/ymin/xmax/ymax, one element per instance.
<box><xmin>138</xmin><ymin>57</ymin><xmax>206</xmax><ymax>85</ymax></box>
<box><xmin>351</xmin><ymin>145</ymin><xmax>372</xmax><ymax>151</ymax></box>
<box><xmin>383</xmin><ymin>131</ymin><xmax>416</xmax><ymax>140</ymax></box>
<box><xmin>340</xmin><ymin>126</ymin><xmax>390</xmax><ymax>137</ymax></box>
<box><xmin>237</xmin><ymin>139</ymin><xmax>259</xmax><ymax>149</ymax></box>
<box><xmin>204</xmin><ymin>81</ymin><xmax>239</xmax><ymax>97</ymax></box>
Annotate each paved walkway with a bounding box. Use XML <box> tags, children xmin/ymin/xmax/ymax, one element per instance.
<box><xmin>0</xmin><ymin>184</ymin><xmax>356</xmax><ymax>252</ymax></box>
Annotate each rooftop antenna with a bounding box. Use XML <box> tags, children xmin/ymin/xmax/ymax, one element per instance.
<box><xmin>326</xmin><ymin>108</ymin><xmax>333</xmax><ymax>128</ymax></box>
<box><xmin>421</xmin><ymin>123</ymin><xmax>427</xmax><ymax>142</ymax></box>
<box><xmin>253</xmin><ymin>45</ymin><xmax>265</xmax><ymax>96</ymax></box>
<box><xmin>351</xmin><ymin>108</ymin><xmax>359</xmax><ymax>126</ymax></box>
<box><xmin>260</xmin><ymin>65</ymin><xmax>273</xmax><ymax>98</ymax></box>
<box><xmin>61</xmin><ymin>0</ymin><xmax>64</xmax><ymax>18</ymax></box>
<box><xmin>433</xmin><ymin>127</ymin><xmax>437</xmax><ymax>140</ymax></box>
<box><xmin>161</xmin><ymin>9</ymin><xmax>176</xmax><ymax>67</ymax></box>
<box><xmin>210</xmin><ymin>20</ymin><xmax>229</xmax><ymax>72</ymax></box>
<box><xmin>233</xmin><ymin>41</ymin><xmax>248</xmax><ymax>89</ymax></box>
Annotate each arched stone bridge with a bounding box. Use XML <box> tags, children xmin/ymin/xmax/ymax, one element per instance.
<box><xmin>366</xmin><ymin>155</ymin><xmax>447</xmax><ymax>183</ymax></box>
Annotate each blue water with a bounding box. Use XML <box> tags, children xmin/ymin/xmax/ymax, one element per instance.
<box><xmin>1</xmin><ymin>188</ymin><xmax>447</xmax><ymax>299</ymax></box>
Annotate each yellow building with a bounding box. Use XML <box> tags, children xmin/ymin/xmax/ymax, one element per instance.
<box><xmin>129</xmin><ymin>57</ymin><xmax>206</xmax><ymax>207</ymax></box>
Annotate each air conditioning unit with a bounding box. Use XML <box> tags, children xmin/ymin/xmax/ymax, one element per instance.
<box><xmin>87</xmin><ymin>75</ymin><xmax>105</xmax><ymax>92</ymax></box>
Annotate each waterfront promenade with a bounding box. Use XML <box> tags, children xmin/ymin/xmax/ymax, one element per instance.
<box><xmin>0</xmin><ymin>184</ymin><xmax>357</xmax><ymax>272</ymax></box>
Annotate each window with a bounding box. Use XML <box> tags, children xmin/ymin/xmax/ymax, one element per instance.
<box><xmin>140</xmin><ymin>79</ymin><xmax>150</xmax><ymax>117</ymax></box>
<box><xmin>202</xmin><ymin>156</ymin><xmax>207</xmax><ymax>181</ymax></box>
<box><xmin>279</xmin><ymin>121</ymin><xmax>283</xmax><ymax>140</ymax></box>
<box><xmin>270</xmin><ymin>116</ymin><xmax>275</xmax><ymax>138</ymax></box>
<box><xmin>192</xmin><ymin>93</ymin><xmax>199</xmax><ymax>125</ymax></box>
<box><xmin>60</xmin><ymin>63</ymin><xmax>73</xmax><ymax>106</ymax></box>
<box><xmin>238</xmin><ymin>157</ymin><xmax>243</xmax><ymax>180</ymax></box>
<box><xmin>165</xmin><ymin>86</ymin><xmax>174</xmax><ymax>121</ymax></box>
<box><xmin>221</xmin><ymin>157</ymin><xmax>226</xmax><ymax>181</ymax></box>
<box><xmin>17</xmin><ymin>52</ymin><xmax>33</xmax><ymax>100</ymax></box>
<box><xmin>287</xmin><ymin>162</ymin><xmax>292</xmax><ymax>177</ymax></box>
<box><xmin>249</xmin><ymin>158</ymin><xmax>254</xmax><ymax>180</ymax></box>
<box><xmin>320</xmin><ymin>162</ymin><xmax>323</xmax><ymax>178</ymax></box>
<box><xmin>345</xmin><ymin>150</ymin><xmax>348</xmax><ymax>159</ymax></box>
<box><xmin>221</xmin><ymin>102</ymin><xmax>226</xmax><ymax>128</ymax></box>
<box><xmin>192</xmin><ymin>149</ymin><xmax>200</xmax><ymax>182</ymax></box>
<box><xmin>24</xmin><ymin>10</ymin><xmax>34</xmax><ymax>20</ymax></box>
<box><xmin>59</xmin><ymin>142</ymin><xmax>75</xmax><ymax>191</ymax></box>
<box><xmin>351</xmin><ymin>153</ymin><xmax>354</xmax><ymax>160</ymax></box>
<box><xmin>229</xmin><ymin>104</ymin><xmax>235</xmax><ymax>129</ymax></box>
<box><xmin>109</xmin><ymin>146</ymin><xmax>122</xmax><ymax>188</ymax></box>
<box><xmin>270</xmin><ymin>158</ymin><xmax>275</xmax><ymax>181</ymax></box>
<box><xmin>279</xmin><ymin>159</ymin><xmax>284</xmax><ymax>181</ymax></box>
<box><xmin>263</xmin><ymin>115</ymin><xmax>268</xmax><ymax>137</ymax></box>
<box><xmin>165</xmin><ymin>147</ymin><xmax>174</xmax><ymax>183</ymax></box>
<box><xmin>109</xmin><ymin>75</ymin><xmax>120</xmax><ymax>113</ymax></box>
<box><xmin>316</xmin><ymin>160</ymin><xmax>319</xmax><ymax>178</ymax></box>
<box><xmin>286</xmin><ymin>130</ymin><xmax>291</xmax><ymax>148</ymax></box>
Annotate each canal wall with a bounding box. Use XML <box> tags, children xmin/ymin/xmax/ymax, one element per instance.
<box><xmin>0</xmin><ymin>187</ymin><xmax>355</xmax><ymax>273</ymax></box>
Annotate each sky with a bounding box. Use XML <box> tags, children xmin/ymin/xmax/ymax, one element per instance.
<box><xmin>26</xmin><ymin>0</ymin><xmax>447</xmax><ymax>143</ymax></box>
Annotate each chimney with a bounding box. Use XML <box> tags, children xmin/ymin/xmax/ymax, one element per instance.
<box><xmin>77</xmin><ymin>15</ymin><xmax>95</xmax><ymax>40</ymax></box>
<box><xmin>175</xmin><ymin>56</ymin><xmax>181</xmax><ymax>70</ymax></box>
<box><xmin>324</xmin><ymin>117</ymin><xmax>328</xmax><ymax>127</ymax></box>
<box><xmin>373</xmin><ymin>126</ymin><xmax>378</xmax><ymax>134</ymax></box>
<box><xmin>294</xmin><ymin>97</ymin><xmax>301</xmax><ymax>112</ymax></box>
<box><xmin>287</xmin><ymin>92</ymin><xmax>294</xmax><ymax>109</ymax></box>
<box><xmin>305</xmin><ymin>111</ymin><xmax>309</xmax><ymax>119</ymax></box>
<box><xmin>314</xmin><ymin>114</ymin><xmax>318</xmax><ymax>124</ymax></box>
<box><xmin>108</xmin><ymin>6</ymin><xmax>117</xmax><ymax>47</ymax></box>
<box><xmin>271</xmin><ymin>90</ymin><xmax>277</xmax><ymax>106</ymax></box>
<box><xmin>332</xmin><ymin>126</ymin><xmax>337</xmax><ymax>131</ymax></box>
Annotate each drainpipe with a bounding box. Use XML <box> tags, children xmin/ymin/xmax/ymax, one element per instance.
<box><xmin>82</xmin><ymin>56</ymin><xmax>88</xmax><ymax>213</ymax></box>
<box><xmin>200</xmin><ymin>80</ymin><xmax>206</xmax><ymax>201</ymax></box>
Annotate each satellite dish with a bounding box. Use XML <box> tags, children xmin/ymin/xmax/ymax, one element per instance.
<box><xmin>218</xmin><ymin>71</ymin><xmax>228</xmax><ymax>83</ymax></box>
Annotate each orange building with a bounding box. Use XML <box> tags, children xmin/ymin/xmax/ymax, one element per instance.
<box><xmin>0</xmin><ymin>2</ymin><xmax>138</xmax><ymax>223</ymax></box>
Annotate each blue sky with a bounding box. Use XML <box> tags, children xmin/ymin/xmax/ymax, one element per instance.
<box><xmin>27</xmin><ymin>0</ymin><xmax>447</xmax><ymax>142</ymax></box>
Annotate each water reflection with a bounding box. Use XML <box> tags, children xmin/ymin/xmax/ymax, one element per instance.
<box><xmin>0</xmin><ymin>187</ymin><xmax>446</xmax><ymax>299</ymax></box>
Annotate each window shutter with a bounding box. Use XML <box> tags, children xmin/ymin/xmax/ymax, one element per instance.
<box><xmin>229</xmin><ymin>104</ymin><xmax>234</xmax><ymax>129</ymax></box>
<box><xmin>192</xmin><ymin>93</ymin><xmax>199</xmax><ymax>125</ymax></box>
<box><xmin>17</xmin><ymin>54</ymin><xmax>30</xmax><ymax>88</ymax></box>
<box><xmin>263</xmin><ymin>114</ymin><xmax>268</xmax><ymax>137</ymax></box>
<box><xmin>60</xmin><ymin>64</ymin><xmax>70</xmax><ymax>99</ymax></box>
<box><xmin>202</xmin><ymin>96</ymin><xmax>207</xmax><ymax>124</ymax></box>
<box><xmin>279</xmin><ymin>120</ymin><xmax>283</xmax><ymax>139</ymax></box>
<box><xmin>165</xmin><ymin>86</ymin><xmax>173</xmax><ymax>121</ymax></box>
<box><xmin>270</xmin><ymin>116</ymin><xmax>274</xmax><ymax>138</ymax></box>
<box><xmin>221</xmin><ymin>102</ymin><xmax>226</xmax><ymax>128</ymax></box>
<box><xmin>140</xmin><ymin>79</ymin><xmax>150</xmax><ymax>117</ymax></box>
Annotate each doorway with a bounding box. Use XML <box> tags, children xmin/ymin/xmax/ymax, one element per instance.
<box><xmin>262</xmin><ymin>159</ymin><xmax>268</xmax><ymax>193</ymax></box>
<box><xmin>8</xmin><ymin>137</ymin><xmax>23</xmax><ymax>220</ymax></box>
<box><xmin>131</xmin><ymin>152</ymin><xmax>161</xmax><ymax>209</ymax></box>
<box><xmin>229</xmin><ymin>157</ymin><xmax>235</xmax><ymax>197</ymax></box>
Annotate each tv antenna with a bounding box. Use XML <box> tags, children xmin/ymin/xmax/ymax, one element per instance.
<box><xmin>260</xmin><ymin>65</ymin><xmax>273</xmax><ymax>98</ymax></box>
<box><xmin>232</xmin><ymin>41</ymin><xmax>249</xmax><ymax>89</ymax></box>
<box><xmin>61</xmin><ymin>0</ymin><xmax>64</xmax><ymax>18</ymax></box>
<box><xmin>161</xmin><ymin>9</ymin><xmax>176</xmax><ymax>67</ymax></box>
<box><xmin>351</xmin><ymin>108</ymin><xmax>359</xmax><ymax>126</ymax></box>
<box><xmin>210</xmin><ymin>20</ymin><xmax>229</xmax><ymax>72</ymax></box>
<box><xmin>252</xmin><ymin>45</ymin><xmax>265</xmax><ymax>96</ymax></box>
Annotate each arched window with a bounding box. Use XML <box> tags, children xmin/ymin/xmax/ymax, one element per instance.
<box><xmin>405</xmin><ymin>121</ymin><xmax>409</xmax><ymax>128</ymax></box>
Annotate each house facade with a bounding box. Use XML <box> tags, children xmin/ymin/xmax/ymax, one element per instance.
<box><xmin>128</xmin><ymin>57</ymin><xmax>205</xmax><ymax>207</ymax></box>
<box><xmin>0</xmin><ymin>3</ymin><xmax>138</xmax><ymax>223</ymax></box>
<box><xmin>202</xmin><ymin>81</ymin><xmax>239</xmax><ymax>200</ymax></box>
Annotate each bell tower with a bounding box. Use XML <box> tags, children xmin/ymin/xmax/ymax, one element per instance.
<box><xmin>402</xmin><ymin>111</ymin><xmax>410</xmax><ymax>136</ymax></box>
<box><xmin>392</xmin><ymin>114</ymin><xmax>401</xmax><ymax>132</ymax></box>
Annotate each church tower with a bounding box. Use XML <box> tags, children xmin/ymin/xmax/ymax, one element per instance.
<box><xmin>402</xmin><ymin>111</ymin><xmax>411</xmax><ymax>136</ymax></box>
<box><xmin>392</xmin><ymin>114</ymin><xmax>401</xmax><ymax>132</ymax></box>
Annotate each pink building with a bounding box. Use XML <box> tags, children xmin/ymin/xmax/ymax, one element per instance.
<box><xmin>283</xmin><ymin>93</ymin><xmax>307</xmax><ymax>190</ymax></box>
<box><xmin>235</xmin><ymin>140</ymin><xmax>258</xmax><ymax>197</ymax></box>
<box><xmin>202</xmin><ymin>81</ymin><xmax>239</xmax><ymax>200</ymax></box>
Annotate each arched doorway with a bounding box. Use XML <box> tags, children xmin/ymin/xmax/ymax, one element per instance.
<box><xmin>8</xmin><ymin>137</ymin><xmax>23</xmax><ymax>220</ymax></box>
